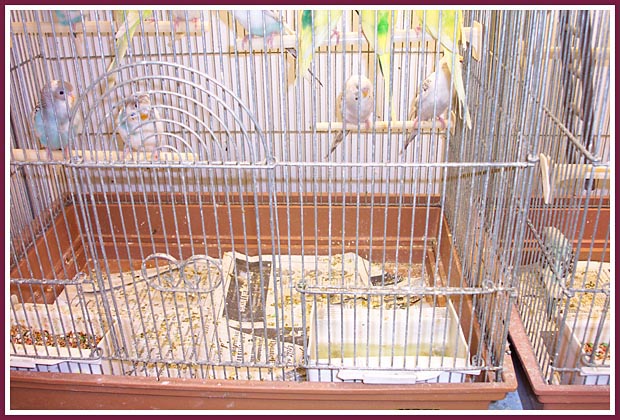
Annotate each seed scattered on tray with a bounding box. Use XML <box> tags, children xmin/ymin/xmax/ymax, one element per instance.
<box><xmin>583</xmin><ymin>342</ymin><xmax>610</xmax><ymax>362</ymax></box>
<box><xmin>10</xmin><ymin>324</ymin><xmax>102</xmax><ymax>349</ymax></box>
<box><xmin>564</xmin><ymin>265</ymin><xmax>609</xmax><ymax>316</ymax></box>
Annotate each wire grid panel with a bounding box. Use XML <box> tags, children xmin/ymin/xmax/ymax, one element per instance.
<box><xmin>7</xmin><ymin>8</ymin><xmax>586</xmax><ymax>383</ymax></box>
<box><xmin>74</xmin><ymin>61</ymin><xmax>270</xmax><ymax>163</ymax></box>
<box><xmin>513</xmin><ymin>9</ymin><xmax>611</xmax><ymax>386</ymax></box>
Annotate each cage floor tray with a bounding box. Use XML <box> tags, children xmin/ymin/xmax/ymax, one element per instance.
<box><xmin>306</xmin><ymin>300</ymin><xmax>480</xmax><ymax>384</ymax></box>
<box><xmin>11</xmin><ymin>194</ymin><xmax>517</xmax><ymax>408</ymax></box>
<box><xmin>509</xmin><ymin>305</ymin><xmax>610</xmax><ymax>410</ymax></box>
<box><xmin>543</xmin><ymin>261</ymin><xmax>611</xmax><ymax>385</ymax></box>
<box><xmin>550</xmin><ymin>314</ymin><xmax>610</xmax><ymax>386</ymax></box>
<box><xmin>10</xmin><ymin>301</ymin><xmax>106</xmax><ymax>373</ymax></box>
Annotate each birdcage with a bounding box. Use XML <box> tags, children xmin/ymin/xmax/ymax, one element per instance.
<box><xmin>505</xmin><ymin>9</ymin><xmax>612</xmax><ymax>410</ymax></box>
<box><xmin>8</xmin><ymin>8</ymin><xmax>610</xmax><ymax>411</ymax></box>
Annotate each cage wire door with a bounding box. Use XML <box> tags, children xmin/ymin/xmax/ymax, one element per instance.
<box><xmin>9</xmin><ymin>8</ymin><xmax>609</xmax><ymax>392</ymax></box>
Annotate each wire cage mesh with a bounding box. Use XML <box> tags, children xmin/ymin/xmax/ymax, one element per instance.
<box><xmin>7</xmin><ymin>7</ymin><xmax>611</xmax><ymax>401</ymax></box>
<box><xmin>511</xmin><ymin>9</ymin><xmax>612</xmax><ymax>390</ymax></box>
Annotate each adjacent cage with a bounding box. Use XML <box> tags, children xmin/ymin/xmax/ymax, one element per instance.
<box><xmin>8</xmin><ymin>8</ymin><xmax>609</xmax><ymax>410</ymax></box>
<box><xmin>507</xmin><ymin>9</ymin><xmax>611</xmax><ymax>410</ymax></box>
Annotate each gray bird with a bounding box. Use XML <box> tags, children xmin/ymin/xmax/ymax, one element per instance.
<box><xmin>326</xmin><ymin>74</ymin><xmax>374</xmax><ymax>158</ymax></box>
<box><xmin>402</xmin><ymin>57</ymin><xmax>452</xmax><ymax>153</ymax></box>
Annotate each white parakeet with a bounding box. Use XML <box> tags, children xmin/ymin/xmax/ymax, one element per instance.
<box><xmin>326</xmin><ymin>74</ymin><xmax>374</xmax><ymax>158</ymax></box>
<box><xmin>107</xmin><ymin>10</ymin><xmax>153</xmax><ymax>89</ymax></box>
<box><xmin>31</xmin><ymin>80</ymin><xmax>82</xmax><ymax>158</ymax></box>
<box><xmin>116</xmin><ymin>93</ymin><xmax>165</xmax><ymax>159</ymax></box>
<box><xmin>402</xmin><ymin>57</ymin><xmax>453</xmax><ymax>153</ymax></box>
<box><xmin>415</xmin><ymin>10</ymin><xmax>472</xmax><ymax>129</ymax></box>
<box><xmin>296</xmin><ymin>10</ymin><xmax>343</xmax><ymax>85</ymax></box>
<box><xmin>357</xmin><ymin>10</ymin><xmax>396</xmax><ymax>121</ymax></box>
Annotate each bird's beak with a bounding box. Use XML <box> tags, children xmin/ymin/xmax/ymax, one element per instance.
<box><xmin>362</xmin><ymin>87</ymin><xmax>369</xmax><ymax>98</ymax></box>
<box><xmin>68</xmin><ymin>92</ymin><xmax>76</xmax><ymax>107</ymax></box>
<box><xmin>140</xmin><ymin>112</ymin><xmax>149</xmax><ymax>121</ymax></box>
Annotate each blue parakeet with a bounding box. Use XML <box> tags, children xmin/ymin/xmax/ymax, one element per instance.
<box><xmin>232</xmin><ymin>10</ymin><xmax>324</xmax><ymax>86</ymax></box>
<box><xmin>232</xmin><ymin>10</ymin><xmax>294</xmax><ymax>48</ymax></box>
<box><xmin>31</xmin><ymin>80</ymin><xmax>81</xmax><ymax>158</ymax></box>
<box><xmin>53</xmin><ymin>10</ymin><xmax>82</xmax><ymax>26</ymax></box>
<box><xmin>53</xmin><ymin>10</ymin><xmax>85</xmax><ymax>55</ymax></box>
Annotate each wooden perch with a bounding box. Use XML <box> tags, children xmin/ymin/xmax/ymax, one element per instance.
<box><xmin>235</xmin><ymin>23</ymin><xmax>484</xmax><ymax>61</ymax></box>
<box><xmin>234</xmin><ymin>28</ymin><xmax>455</xmax><ymax>52</ymax></box>
<box><xmin>554</xmin><ymin>163</ymin><xmax>610</xmax><ymax>184</ymax></box>
<box><xmin>10</xmin><ymin>148</ymin><xmax>198</xmax><ymax>163</ymax></box>
<box><xmin>539</xmin><ymin>152</ymin><xmax>610</xmax><ymax>204</ymax></box>
<box><xmin>11</xmin><ymin>18</ymin><xmax>488</xmax><ymax>62</ymax></box>
<box><xmin>462</xmin><ymin>21</ymin><xmax>482</xmax><ymax>61</ymax></box>
<box><xmin>539</xmin><ymin>153</ymin><xmax>552</xmax><ymax>204</ymax></box>
<box><xmin>315</xmin><ymin>111</ymin><xmax>457</xmax><ymax>135</ymax></box>
<box><xmin>10</xmin><ymin>19</ymin><xmax>209</xmax><ymax>37</ymax></box>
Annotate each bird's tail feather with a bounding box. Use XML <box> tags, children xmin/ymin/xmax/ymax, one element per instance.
<box><xmin>281</xmin><ymin>20</ymin><xmax>295</xmax><ymax>35</ymax></box>
<box><xmin>400</xmin><ymin>132</ymin><xmax>417</xmax><ymax>155</ymax></box>
<box><xmin>325</xmin><ymin>130</ymin><xmax>345</xmax><ymax>159</ymax></box>
<box><xmin>286</xmin><ymin>48</ymin><xmax>323</xmax><ymax>87</ymax></box>
<box><xmin>378</xmin><ymin>54</ymin><xmax>396</xmax><ymax>121</ymax></box>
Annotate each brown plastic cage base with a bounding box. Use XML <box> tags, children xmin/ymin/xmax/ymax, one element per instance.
<box><xmin>10</xmin><ymin>193</ymin><xmax>517</xmax><ymax>410</ymax></box>
<box><xmin>509</xmin><ymin>305</ymin><xmax>610</xmax><ymax>410</ymax></box>
<box><xmin>10</xmin><ymin>355</ymin><xmax>517</xmax><ymax>411</ymax></box>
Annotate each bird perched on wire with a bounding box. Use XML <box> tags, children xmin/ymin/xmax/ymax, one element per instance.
<box><xmin>231</xmin><ymin>10</ymin><xmax>324</xmax><ymax>86</ymax></box>
<box><xmin>31</xmin><ymin>80</ymin><xmax>82</xmax><ymax>159</ymax></box>
<box><xmin>402</xmin><ymin>57</ymin><xmax>453</xmax><ymax>153</ymax></box>
<box><xmin>326</xmin><ymin>74</ymin><xmax>374</xmax><ymax>158</ymax></box>
<box><xmin>540</xmin><ymin>226</ymin><xmax>576</xmax><ymax>319</ymax></box>
<box><xmin>116</xmin><ymin>93</ymin><xmax>165</xmax><ymax>160</ymax></box>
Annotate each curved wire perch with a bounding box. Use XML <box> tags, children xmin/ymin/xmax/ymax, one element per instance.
<box><xmin>141</xmin><ymin>253</ymin><xmax>224</xmax><ymax>294</ymax></box>
<box><xmin>71</xmin><ymin>61</ymin><xmax>271</xmax><ymax>165</ymax></box>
